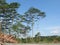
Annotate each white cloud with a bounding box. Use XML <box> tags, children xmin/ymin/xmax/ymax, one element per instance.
<box><xmin>42</xmin><ymin>26</ymin><xmax>60</xmax><ymax>35</ymax></box>
<box><xmin>50</xmin><ymin>30</ymin><xmax>60</xmax><ymax>34</ymax></box>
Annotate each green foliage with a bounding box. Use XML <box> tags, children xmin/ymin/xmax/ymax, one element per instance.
<box><xmin>17</xmin><ymin>36</ymin><xmax>60</xmax><ymax>43</ymax></box>
<box><xmin>0</xmin><ymin>0</ymin><xmax>46</xmax><ymax>42</ymax></box>
<box><xmin>9</xmin><ymin>2</ymin><xmax>20</xmax><ymax>8</ymax></box>
<box><xmin>12</xmin><ymin>22</ymin><xmax>30</xmax><ymax>35</ymax></box>
<box><xmin>0</xmin><ymin>0</ymin><xmax>20</xmax><ymax>34</ymax></box>
<box><xmin>35</xmin><ymin>32</ymin><xmax>40</xmax><ymax>37</ymax></box>
<box><xmin>25</xmin><ymin>7</ymin><xmax>46</xmax><ymax>20</ymax></box>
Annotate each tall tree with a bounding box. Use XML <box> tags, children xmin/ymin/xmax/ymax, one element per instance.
<box><xmin>0</xmin><ymin>0</ymin><xmax>20</xmax><ymax>34</ymax></box>
<box><xmin>0</xmin><ymin>0</ymin><xmax>31</xmax><ymax>37</ymax></box>
<box><xmin>24</xmin><ymin>7</ymin><xmax>46</xmax><ymax>42</ymax></box>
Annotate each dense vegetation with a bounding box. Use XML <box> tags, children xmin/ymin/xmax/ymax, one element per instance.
<box><xmin>16</xmin><ymin>36</ymin><xmax>60</xmax><ymax>43</ymax></box>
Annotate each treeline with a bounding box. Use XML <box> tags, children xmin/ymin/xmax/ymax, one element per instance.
<box><xmin>16</xmin><ymin>36</ymin><xmax>60</xmax><ymax>43</ymax></box>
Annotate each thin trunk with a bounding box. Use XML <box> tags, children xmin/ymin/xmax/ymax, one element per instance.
<box><xmin>32</xmin><ymin>18</ymin><xmax>34</xmax><ymax>43</ymax></box>
<box><xmin>25</xmin><ymin>22</ymin><xmax>29</xmax><ymax>43</ymax></box>
<box><xmin>9</xmin><ymin>29</ymin><xmax>11</xmax><ymax>35</ymax></box>
<box><xmin>0</xmin><ymin>22</ymin><xmax>2</xmax><ymax>33</ymax></box>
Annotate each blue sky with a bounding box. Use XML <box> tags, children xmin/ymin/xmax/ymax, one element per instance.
<box><xmin>6</xmin><ymin>0</ymin><xmax>60</xmax><ymax>36</ymax></box>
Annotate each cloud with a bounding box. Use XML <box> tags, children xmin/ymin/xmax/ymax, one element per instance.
<box><xmin>43</xmin><ymin>26</ymin><xmax>60</xmax><ymax>35</ymax></box>
<box><xmin>50</xmin><ymin>30</ymin><xmax>60</xmax><ymax>34</ymax></box>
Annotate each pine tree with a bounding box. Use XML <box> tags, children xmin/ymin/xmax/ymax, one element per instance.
<box><xmin>0</xmin><ymin>0</ymin><xmax>20</xmax><ymax>34</ymax></box>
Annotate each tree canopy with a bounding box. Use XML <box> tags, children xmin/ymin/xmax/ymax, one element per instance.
<box><xmin>0</xmin><ymin>0</ymin><xmax>46</xmax><ymax>38</ymax></box>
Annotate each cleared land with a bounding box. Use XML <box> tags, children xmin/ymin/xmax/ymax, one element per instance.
<box><xmin>4</xmin><ymin>43</ymin><xmax>60</xmax><ymax>45</ymax></box>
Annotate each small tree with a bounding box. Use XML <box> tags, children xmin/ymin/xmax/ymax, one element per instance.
<box><xmin>35</xmin><ymin>32</ymin><xmax>40</xmax><ymax>37</ymax></box>
<box><xmin>35</xmin><ymin>32</ymin><xmax>41</xmax><ymax>43</ymax></box>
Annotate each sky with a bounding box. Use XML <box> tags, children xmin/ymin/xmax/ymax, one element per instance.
<box><xmin>6</xmin><ymin>0</ymin><xmax>60</xmax><ymax>36</ymax></box>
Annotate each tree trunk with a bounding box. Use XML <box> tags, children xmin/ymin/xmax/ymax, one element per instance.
<box><xmin>0</xmin><ymin>22</ymin><xmax>2</xmax><ymax>33</ymax></box>
<box><xmin>32</xmin><ymin>18</ymin><xmax>34</xmax><ymax>43</ymax></box>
